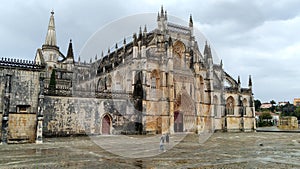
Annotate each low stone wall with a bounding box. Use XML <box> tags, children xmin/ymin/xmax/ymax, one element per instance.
<box><xmin>278</xmin><ymin>116</ymin><xmax>298</xmax><ymax>130</ymax></box>
<box><xmin>8</xmin><ymin>113</ymin><xmax>36</xmax><ymax>143</ymax></box>
<box><xmin>43</xmin><ymin>96</ymin><xmax>130</xmax><ymax>136</ymax></box>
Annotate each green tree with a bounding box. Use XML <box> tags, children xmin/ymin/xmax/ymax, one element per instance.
<box><xmin>258</xmin><ymin>112</ymin><xmax>273</xmax><ymax>127</ymax></box>
<box><xmin>260</xmin><ymin>112</ymin><xmax>272</xmax><ymax>120</ymax></box>
<box><xmin>281</xmin><ymin>102</ymin><xmax>295</xmax><ymax>117</ymax></box>
<box><xmin>254</xmin><ymin>99</ymin><xmax>262</xmax><ymax>111</ymax></box>
<box><xmin>270</xmin><ymin>100</ymin><xmax>276</xmax><ymax>105</ymax></box>
<box><xmin>269</xmin><ymin>100</ymin><xmax>276</xmax><ymax>112</ymax></box>
<box><xmin>49</xmin><ymin>69</ymin><xmax>56</xmax><ymax>95</ymax></box>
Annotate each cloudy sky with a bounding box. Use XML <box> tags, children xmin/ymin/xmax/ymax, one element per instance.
<box><xmin>1</xmin><ymin>0</ymin><xmax>300</xmax><ymax>103</ymax></box>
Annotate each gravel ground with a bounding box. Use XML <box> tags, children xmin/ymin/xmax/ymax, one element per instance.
<box><xmin>0</xmin><ymin>132</ymin><xmax>300</xmax><ymax>168</ymax></box>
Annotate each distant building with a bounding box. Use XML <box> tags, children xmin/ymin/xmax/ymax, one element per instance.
<box><xmin>293</xmin><ymin>98</ymin><xmax>300</xmax><ymax>107</ymax></box>
<box><xmin>278</xmin><ymin>101</ymin><xmax>288</xmax><ymax>107</ymax></box>
<box><xmin>278</xmin><ymin>116</ymin><xmax>298</xmax><ymax>129</ymax></box>
<box><xmin>260</xmin><ymin>103</ymin><xmax>272</xmax><ymax>109</ymax></box>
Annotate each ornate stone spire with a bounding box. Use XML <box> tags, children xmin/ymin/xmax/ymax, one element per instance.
<box><xmin>238</xmin><ymin>76</ymin><xmax>241</xmax><ymax>84</ymax></box>
<box><xmin>189</xmin><ymin>14</ymin><xmax>193</xmax><ymax>27</ymax></box>
<box><xmin>168</xmin><ymin>36</ymin><xmax>173</xmax><ymax>46</ymax></box>
<box><xmin>248</xmin><ymin>75</ymin><xmax>252</xmax><ymax>87</ymax></box>
<box><xmin>157</xmin><ymin>12</ymin><xmax>160</xmax><ymax>21</ymax></box>
<box><xmin>138</xmin><ymin>26</ymin><xmax>142</xmax><ymax>40</ymax></box>
<box><xmin>165</xmin><ymin>11</ymin><xmax>167</xmax><ymax>20</ymax></box>
<box><xmin>66</xmin><ymin>39</ymin><xmax>74</xmax><ymax>59</ymax></box>
<box><xmin>161</xmin><ymin>5</ymin><xmax>164</xmax><ymax>17</ymax></box>
<box><xmin>123</xmin><ymin>37</ymin><xmax>126</xmax><ymax>45</ymax></box>
<box><xmin>204</xmin><ymin>41</ymin><xmax>212</xmax><ymax>58</ymax></box>
<box><xmin>143</xmin><ymin>25</ymin><xmax>147</xmax><ymax>34</ymax></box>
<box><xmin>44</xmin><ymin>10</ymin><xmax>57</xmax><ymax>47</ymax></box>
<box><xmin>133</xmin><ymin>33</ymin><xmax>138</xmax><ymax>46</ymax></box>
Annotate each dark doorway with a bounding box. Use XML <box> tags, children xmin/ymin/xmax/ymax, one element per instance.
<box><xmin>102</xmin><ymin>115</ymin><xmax>111</xmax><ymax>134</ymax></box>
<box><xmin>174</xmin><ymin>111</ymin><xmax>183</xmax><ymax>132</ymax></box>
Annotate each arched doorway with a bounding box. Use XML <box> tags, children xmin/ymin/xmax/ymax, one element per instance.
<box><xmin>174</xmin><ymin>111</ymin><xmax>183</xmax><ymax>132</ymax></box>
<box><xmin>102</xmin><ymin>114</ymin><xmax>111</xmax><ymax>135</ymax></box>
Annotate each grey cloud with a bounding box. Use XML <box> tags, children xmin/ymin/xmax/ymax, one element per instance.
<box><xmin>0</xmin><ymin>0</ymin><xmax>299</xmax><ymax>103</ymax></box>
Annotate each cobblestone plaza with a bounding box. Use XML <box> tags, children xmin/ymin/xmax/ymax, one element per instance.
<box><xmin>1</xmin><ymin>132</ymin><xmax>300</xmax><ymax>168</ymax></box>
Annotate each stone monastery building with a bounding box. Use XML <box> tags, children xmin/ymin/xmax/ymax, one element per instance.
<box><xmin>0</xmin><ymin>7</ymin><xmax>256</xmax><ymax>143</ymax></box>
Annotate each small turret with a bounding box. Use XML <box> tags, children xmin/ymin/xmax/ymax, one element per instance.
<box><xmin>123</xmin><ymin>37</ymin><xmax>126</xmax><ymax>52</ymax></box>
<box><xmin>143</xmin><ymin>25</ymin><xmax>147</xmax><ymax>36</ymax></box>
<box><xmin>157</xmin><ymin>12</ymin><xmax>160</xmax><ymax>21</ymax></box>
<box><xmin>238</xmin><ymin>76</ymin><xmax>241</xmax><ymax>85</ymax></box>
<box><xmin>133</xmin><ymin>33</ymin><xmax>138</xmax><ymax>58</ymax></box>
<box><xmin>189</xmin><ymin>14</ymin><xmax>193</xmax><ymax>27</ymax></box>
<box><xmin>204</xmin><ymin>41</ymin><xmax>213</xmax><ymax>65</ymax></box>
<box><xmin>66</xmin><ymin>39</ymin><xmax>74</xmax><ymax>60</ymax></box>
<box><xmin>157</xmin><ymin>6</ymin><xmax>168</xmax><ymax>32</ymax></box>
<box><xmin>133</xmin><ymin>33</ymin><xmax>138</xmax><ymax>46</ymax></box>
<box><xmin>165</xmin><ymin>11</ymin><xmax>167</xmax><ymax>20</ymax></box>
<box><xmin>204</xmin><ymin>41</ymin><xmax>210</xmax><ymax>56</ymax></box>
<box><xmin>168</xmin><ymin>36</ymin><xmax>173</xmax><ymax>47</ymax></box>
<box><xmin>248</xmin><ymin>75</ymin><xmax>252</xmax><ymax>87</ymax></box>
<box><xmin>138</xmin><ymin>26</ymin><xmax>142</xmax><ymax>40</ymax></box>
<box><xmin>220</xmin><ymin>59</ymin><xmax>223</xmax><ymax>68</ymax></box>
<box><xmin>123</xmin><ymin>37</ymin><xmax>126</xmax><ymax>45</ymax></box>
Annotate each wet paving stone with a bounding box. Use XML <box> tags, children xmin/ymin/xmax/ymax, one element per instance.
<box><xmin>0</xmin><ymin>132</ymin><xmax>300</xmax><ymax>168</ymax></box>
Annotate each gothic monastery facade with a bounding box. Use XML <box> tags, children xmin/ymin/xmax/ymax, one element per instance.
<box><xmin>0</xmin><ymin>8</ymin><xmax>255</xmax><ymax>143</ymax></box>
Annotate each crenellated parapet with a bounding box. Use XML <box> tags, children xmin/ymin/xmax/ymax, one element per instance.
<box><xmin>0</xmin><ymin>57</ymin><xmax>45</xmax><ymax>70</ymax></box>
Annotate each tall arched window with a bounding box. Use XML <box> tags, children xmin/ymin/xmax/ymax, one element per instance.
<box><xmin>96</xmin><ymin>78</ymin><xmax>102</xmax><ymax>92</ymax></box>
<box><xmin>213</xmin><ymin>96</ymin><xmax>218</xmax><ymax>117</ymax></box>
<box><xmin>198</xmin><ymin>76</ymin><xmax>204</xmax><ymax>103</ymax></box>
<box><xmin>114</xmin><ymin>71</ymin><xmax>122</xmax><ymax>91</ymax></box>
<box><xmin>226</xmin><ymin>96</ymin><xmax>235</xmax><ymax>115</ymax></box>
<box><xmin>150</xmin><ymin>70</ymin><xmax>160</xmax><ymax>98</ymax></box>
<box><xmin>106</xmin><ymin>75</ymin><xmax>112</xmax><ymax>90</ymax></box>
<box><xmin>173</xmin><ymin>40</ymin><xmax>186</xmax><ymax>67</ymax></box>
<box><xmin>243</xmin><ymin>98</ymin><xmax>247</xmax><ymax>116</ymax></box>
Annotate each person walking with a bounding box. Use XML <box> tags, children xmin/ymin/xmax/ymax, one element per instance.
<box><xmin>159</xmin><ymin>134</ymin><xmax>165</xmax><ymax>152</ymax></box>
<box><xmin>165</xmin><ymin>133</ymin><xmax>169</xmax><ymax>144</ymax></box>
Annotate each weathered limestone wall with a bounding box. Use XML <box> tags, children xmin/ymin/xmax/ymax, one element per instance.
<box><xmin>226</xmin><ymin>117</ymin><xmax>241</xmax><ymax>132</ymax></box>
<box><xmin>0</xmin><ymin>68</ymin><xmax>40</xmax><ymax>143</ymax></box>
<box><xmin>0</xmin><ymin>69</ymin><xmax>40</xmax><ymax>112</ymax></box>
<box><xmin>243</xmin><ymin>117</ymin><xmax>255</xmax><ymax>132</ymax></box>
<box><xmin>43</xmin><ymin>96</ymin><xmax>128</xmax><ymax>136</ymax></box>
<box><xmin>8</xmin><ymin>113</ymin><xmax>36</xmax><ymax>143</ymax></box>
<box><xmin>214</xmin><ymin>118</ymin><xmax>223</xmax><ymax>131</ymax></box>
<box><xmin>43</xmin><ymin>96</ymin><xmax>101</xmax><ymax>136</ymax></box>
